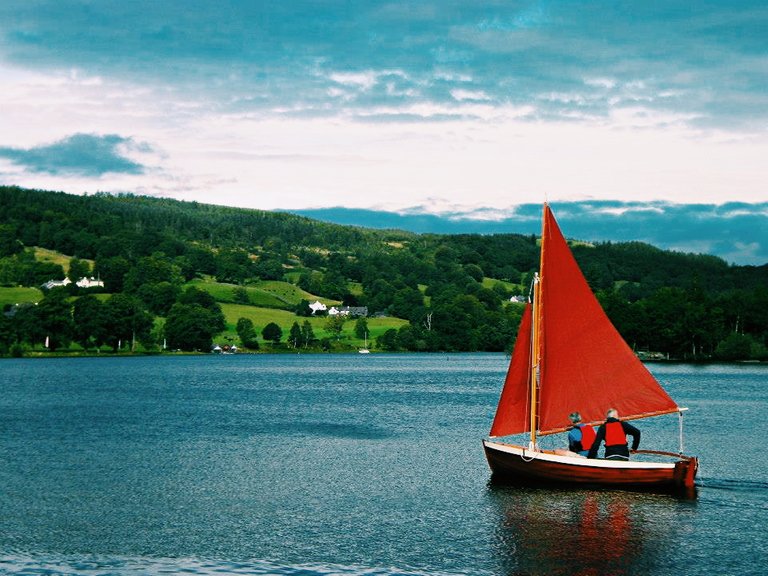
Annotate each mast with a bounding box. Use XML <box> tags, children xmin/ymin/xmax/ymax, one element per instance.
<box><xmin>489</xmin><ymin>203</ymin><xmax>680</xmax><ymax>440</ymax></box>
<box><xmin>529</xmin><ymin>204</ymin><xmax>547</xmax><ymax>449</ymax></box>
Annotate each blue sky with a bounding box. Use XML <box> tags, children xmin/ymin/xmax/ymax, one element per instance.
<box><xmin>0</xmin><ymin>1</ymin><xmax>766</xmax><ymax>263</ymax></box>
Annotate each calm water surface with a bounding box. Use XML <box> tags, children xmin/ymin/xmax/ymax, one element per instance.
<box><xmin>0</xmin><ymin>354</ymin><xmax>766</xmax><ymax>575</ymax></box>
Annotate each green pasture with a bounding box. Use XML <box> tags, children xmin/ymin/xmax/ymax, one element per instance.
<box><xmin>219</xmin><ymin>303</ymin><xmax>407</xmax><ymax>349</ymax></box>
<box><xmin>186</xmin><ymin>278</ymin><xmax>338</xmax><ymax>309</ymax></box>
<box><xmin>482</xmin><ymin>277</ymin><xmax>519</xmax><ymax>291</ymax></box>
<box><xmin>33</xmin><ymin>247</ymin><xmax>95</xmax><ymax>272</ymax></box>
<box><xmin>348</xmin><ymin>281</ymin><xmax>364</xmax><ymax>296</ymax></box>
<box><xmin>0</xmin><ymin>286</ymin><xmax>43</xmax><ymax>308</ymax></box>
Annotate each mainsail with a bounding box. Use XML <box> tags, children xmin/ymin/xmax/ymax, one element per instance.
<box><xmin>490</xmin><ymin>205</ymin><xmax>679</xmax><ymax>438</ymax></box>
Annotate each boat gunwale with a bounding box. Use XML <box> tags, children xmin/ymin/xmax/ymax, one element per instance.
<box><xmin>483</xmin><ymin>440</ymin><xmax>686</xmax><ymax>470</ymax></box>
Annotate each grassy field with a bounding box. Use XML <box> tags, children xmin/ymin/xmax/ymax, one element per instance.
<box><xmin>219</xmin><ymin>303</ymin><xmax>407</xmax><ymax>349</ymax></box>
<box><xmin>33</xmin><ymin>247</ymin><xmax>95</xmax><ymax>273</ymax></box>
<box><xmin>482</xmin><ymin>276</ymin><xmax>519</xmax><ymax>291</ymax></box>
<box><xmin>283</xmin><ymin>271</ymin><xmax>302</xmax><ymax>284</ymax></box>
<box><xmin>186</xmin><ymin>278</ymin><xmax>338</xmax><ymax>309</ymax></box>
<box><xmin>0</xmin><ymin>286</ymin><xmax>43</xmax><ymax>308</ymax></box>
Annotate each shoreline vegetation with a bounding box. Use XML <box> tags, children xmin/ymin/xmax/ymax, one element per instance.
<box><xmin>5</xmin><ymin>346</ymin><xmax>767</xmax><ymax>362</ymax></box>
<box><xmin>2</xmin><ymin>186</ymin><xmax>767</xmax><ymax>362</ymax></box>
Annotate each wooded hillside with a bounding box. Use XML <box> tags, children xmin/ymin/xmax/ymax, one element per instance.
<box><xmin>1</xmin><ymin>185</ymin><xmax>767</xmax><ymax>359</ymax></box>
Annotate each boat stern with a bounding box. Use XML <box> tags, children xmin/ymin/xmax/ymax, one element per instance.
<box><xmin>673</xmin><ymin>455</ymin><xmax>699</xmax><ymax>489</ymax></box>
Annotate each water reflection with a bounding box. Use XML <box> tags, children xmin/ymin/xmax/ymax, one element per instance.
<box><xmin>487</xmin><ymin>484</ymin><xmax>688</xmax><ymax>576</ymax></box>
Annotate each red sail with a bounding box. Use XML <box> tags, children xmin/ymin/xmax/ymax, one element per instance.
<box><xmin>490</xmin><ymin>303</ymin><xmax>533</xmax><ymax>437</ymax></box>
<box><xmin>537</xmin><ymin>205</ymin><xmax>678</xmax><ymax>434</ymax></box>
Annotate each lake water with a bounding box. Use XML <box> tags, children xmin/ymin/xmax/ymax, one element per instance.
<box><xmin>0</xmin><ymin>354</ymin><xmax>766</xmax><ymax>575</ymax></box>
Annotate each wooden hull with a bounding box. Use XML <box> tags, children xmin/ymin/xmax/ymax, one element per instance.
<box><xmin>483</xmin><ymin>440</ymin><xmax>698</xmax><ymax>492</ymax></box>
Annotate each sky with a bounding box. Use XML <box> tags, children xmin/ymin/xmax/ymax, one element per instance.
<box><xmin>0</xmin><ymin>1</ymin><xmax>767</xmax><ymax>263</ymax></box>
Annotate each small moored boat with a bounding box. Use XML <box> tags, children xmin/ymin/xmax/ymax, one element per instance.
<box><xmin>359</xmin><ymin>332</ymin><xmax>370</xmax><ymax>354</ymax></box>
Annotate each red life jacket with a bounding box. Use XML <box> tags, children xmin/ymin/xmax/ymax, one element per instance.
<box><xmin>605</xmin><ymin>421</ymin><xmax>627</xmax><ymax>446</ymax></box>
<box><xmin>578</xmin><ymin>424</ymin><xmax>597</xmax><ymax>451</ymax></box>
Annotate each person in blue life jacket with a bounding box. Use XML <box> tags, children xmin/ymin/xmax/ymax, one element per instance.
<box><xmin>587</xmin><ymin>408</ymin><xmax>641</xmax><ymax>461</ymax></box>
<box><xmin>567</xmin><ymin>412</ymin><xmax>596</xmax><ymax>457</ymax></box>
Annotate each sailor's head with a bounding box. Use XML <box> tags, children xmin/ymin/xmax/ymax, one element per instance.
<box><xmin>607</xmin><ymin>408</ymin><xmax>619</xmax><ymax>419</ymax></box>
<box><xmin>568</xmin><ymin>412</ymin><xmax>582</xmax><ymax>424</ymax></box>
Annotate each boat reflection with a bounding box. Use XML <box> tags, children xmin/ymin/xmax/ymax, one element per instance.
<box><xmin>486</xmin><ymin>483</ymin><xmax>690</xmax><ymax>576</ymax></box>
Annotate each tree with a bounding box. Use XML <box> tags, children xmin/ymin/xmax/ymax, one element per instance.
<box><xmin>254</xmin><ymin>256</ymin><xmax>284</xmax><ymax>280</ymax></box>
<box><xmin>233</xmin><ymin>286</ymin><xmax>250</xmax><ymax>304</ymax></box>
<box><xmin>319</xmin><ymin>269</ymin><xmax>348</xmax><ymax>299</ymax></box>
<box><xmin>262</xmin><ymin>322</ymin><xmax>283</xmax><ymax>344</ymax></box>
<box><xmin>464</xmin><ymin>263</ymin><xmax>484</xmax><ymax>282</ymax></box>
<box><xmin>215</xmin><ymin>249</ymin><xmax>252</xmax><ymax>284</ymax></box>
<box><xmin>366</xmin><ymin>278</ymin><xmax>396</xmax><ymax>314</ymax></box>
<box><xmin>297</xmin><ymin>271</ymin><xmax>322</xmax><ymax>294</ymax></box>
<box><xmin>474</xmin><ymin>287</ymin><xmax>501</xmax><ymax>311</ymax></box>
<box><xmin>0</xmin><ymin>224</ymin><xmax>23</xmax><ymax>257</ymax></box>
<box><xmin>94</xmin><ymin>256</ymin><xmax>130</xmax><ymax>293</ymax></box>
<box><xmin>289</xmin><ymin>321</ymin><xmax>302</xmax><ymax>348</ymax></box>
<box><xmin>298</xmin><ymin>249</ymin><xmax>325</xmax><ymax>270</ymax></box>
<box><xmin>396</xmin><ymin>324</ymin><xmax>419</xmax><ymax>350</ymax></box>
<box><xmin>72</xmin><ymin>294</ymin><xmax>107</xmax><ymax>350</ymax></box>
<box><xmin>136</xmin><ymin>281</ymin><xmax>181</xmax><ymax>315</ymax></box>
<box><xmin>301</xmin><ymin>320</ymin><xmax>316</xmax><ymax>348</ymax></box>
<box><xmin>102</xmin><ymin>294</ymin><xmax>154</xmax><ymax>351</ymax></box>
<box><xmin>178</xmin><ymin>287</ymin><xmax>226</xmax><ymax>333</ymax></box>
<box><xmin>390</xmin><ymin>286</ymin><xmax>424</xmax><ymax>320</ymax></box>
<box><xmin>354</xmin><ymin>317</ymin><xmax>369</xmax><ymax>339</ymax></box>
<box><xmin>0</xmin><ymin>312</ymin><xmax>16</xmax><ymax>355</ymax></box>
<box><xmin>178</xmin><ymin>246</ymin><xmax>211</xmax><ymax>274</ymax></box>
<box><xmin>164</xmin><ymin>303</ymin><xmax>220</xmax><ymax>351</ymax></box>
<box><xmin>325</xmin><ymin>315</ymin><xmax>346</xmax><ymax>340</ymax></box>
<box><xmin>236</xmin><ymin>317</ymin><xmax>260</xmax><ymax>349</ymax></box>
<box><xmin>377</xmin><ymin>328</ymin><xmax>399</xmax><ymax>351</ymax></box>
<box><xmin>714</xmin><ymin>333</ymin><xmax>755</xmax><ymax>361</ymax></box>
<box><xmin>34</xmin><ymin>290</ymin><xmax>74</xmax><ymax>351</ymax></box>
<box><xmin>67</xmin><ymin>257</ymin><xmax>90</xmax><ymax>283</ymax></box>
<box><xmin>295</xmin><ymin>299</ymin><xmax>312</xmax><ymax>317</ymax></box>
<box><xmin>123</xmin><ymin>253</ymin><xmax>183</xmax><ymax>293</ymax></box>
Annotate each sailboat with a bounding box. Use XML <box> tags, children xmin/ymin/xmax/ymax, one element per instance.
<box><xmin>482</xmin><ymin>204</ymin><xmax>698</xmax><ymax>492</ymax></box>
<box><xmin>359</xmin><ymin>332</ymin><xmax>370</xmax><ymax>354</ymax></box>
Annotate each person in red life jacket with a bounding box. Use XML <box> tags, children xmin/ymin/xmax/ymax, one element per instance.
<box><xmin>567</xmin><ymin>412</ymin><xmax>596</xmax><ymax>457</ymax></box>
<box><xmin>587</xmin><ymin>408</ymin><xmax>641</xmax><ymax>461</ymax></box>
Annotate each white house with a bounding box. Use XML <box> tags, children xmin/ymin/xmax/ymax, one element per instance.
<box><xmin>309</xmin><ymin>300</ymin><xmax>327</xmax><ymax>314</ymax></box>
<box><xmin>340</xmin><ymin>306</ymin><xmax>368</xmax><ymax>317</ymax></box>
<box><xmin>41</xmin><ymin>277</ymin><xmax>72</xmax><ymax>290</ymax></box>
<box><xmin>76</xmin><ymin>277</ymin><xmax>104</xmax><ymax>288</ymax></box>
<box><xmin>41</xmin><ymin>276</ymin><xmax>104</xmax><ymax>290</ymax></box>
<box><xmin>328</xmin><ymin>306</ymin><xmax>368</xmax><ymax>317</ymax></box>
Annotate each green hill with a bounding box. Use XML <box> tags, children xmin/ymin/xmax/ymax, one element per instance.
<box><xmin>1</xmin><ymin>185</ymin><xmax>767</xmax><ymax>359</ymax></box>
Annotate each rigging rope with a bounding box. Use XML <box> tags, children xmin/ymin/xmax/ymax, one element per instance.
<box><xmin>521</xmin><ymin>444</ymin><xmax>539</xmax><ymax>462</ymax></box>
<box><xmin>677</xmin><ymin>408</ymin><xmax>688</xmax><ymax>454</ymax></box>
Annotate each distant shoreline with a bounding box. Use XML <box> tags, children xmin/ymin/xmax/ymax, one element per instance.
<box><xmin>3</xmin><ymin>350</ymin><xmax>765</xmax><ymax>365</ymax></box>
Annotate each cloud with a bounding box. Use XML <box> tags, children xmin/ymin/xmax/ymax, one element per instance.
<box><xmin>0</xmin><ymin>1</ymin><xmax>765</xmax><ymax>235</ymax></box>
<box><xmin>451</xmin><ymin>89</ymin><xmax>491</xmax><ymax>102</ymax></box>
<box><xmin>0</xmin><ymin>133</ymin><xmax>150</xmax><ymax>176</ymax></box>
<box><xmin>0</xmin><ymin>2</ymin><xmax>765</xmax><ymax>129</ymax></box>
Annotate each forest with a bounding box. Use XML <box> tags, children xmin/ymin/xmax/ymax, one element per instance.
<box><xmin>1</xmin><ymin>185</ymin><xmax>767</xmax><ymax>360</ymax></box>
